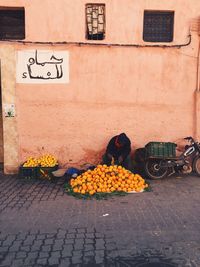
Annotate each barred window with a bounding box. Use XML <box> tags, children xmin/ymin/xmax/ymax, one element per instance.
<box><xmin>143</xmin><ymin>11</ymin><xmax>174</xmax><ymax>42</ymax></box>
<box><xmin>86</xmin><ymin>4</ymin><xmax>105</xmax><ymax>40</ymax></box>
<box><xmin>0</xmin><ymin>7</ymin><xmax>25</xmax><ymax>40</ymax></box>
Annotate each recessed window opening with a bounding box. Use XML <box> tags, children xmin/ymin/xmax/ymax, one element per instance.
<box><xmin>86</xmin><ymin>4</ymin><xmax>105</xmax><ymax>40</ymax></box>
<box><xmin>0</xmin><ymin>7</ymin><xmax>25</xmax><ymax>40</ymax></box>
<box><xmin>143</xmin><ymin>10</ymin><xmax>174</xmax><ymax>42</ymax></box>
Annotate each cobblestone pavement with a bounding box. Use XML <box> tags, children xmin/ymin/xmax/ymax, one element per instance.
<box><xmin>0</xmin><ymin>174</ymin><xmax>200</xmax><ymax>266</ymax></box>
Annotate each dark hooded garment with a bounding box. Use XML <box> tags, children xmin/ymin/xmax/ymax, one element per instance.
<box><xmin>106</xmin><ymin>133</ymin><xmax>131</xmax><ymax>160</ymax></box>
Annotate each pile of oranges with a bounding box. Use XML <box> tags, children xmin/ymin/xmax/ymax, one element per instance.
<box><xmin>69</xmin><ymin>164</ymin><xmax>148</xmax><ymax>196</ymax></box>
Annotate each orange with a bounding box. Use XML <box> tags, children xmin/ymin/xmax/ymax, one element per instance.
<box><xmin>118</xmin><ymin>177</ymin><xmax>123</xmax><ymax>182</ymax></box>
<box><xmin>89</xmin><ymin>190</ymin><xmax>95</xmax><ymax>195</ymax></box>
<box><xmin>81</xmin><ymin>178</ymin><xmax>86</xmax><ymax>183</ymax></box>
<box><xmin>130</xmin><ymin>184</ymin><xmax>134</xmax><ymax>189</ymax></box>
<box><xmin>127</xmin><ymin>179</ymin><xmax>131</xmax><ymax>185</ymax></box>
<box><xmin>88</xmin><ymin>185</ymin><xmax>93</xmax><ymax>191</ymax></box>
<box><xmin>82</xmin><ymin>184</ymin><xmax>87</xmax><ymax>190</ymax></box>
<box><xmin>93</xmin><ymin>185</ymin><xmax>98</xmax><ymax>190</ymax></box>
<box><xmin>73</xmin><ymin>181</ymin><xmax>78</xmax><ymax>186</ymax></box>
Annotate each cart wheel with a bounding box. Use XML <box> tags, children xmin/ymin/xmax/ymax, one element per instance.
<box><xmin>144</xmin><ymin>159</ymin><xmax>168</xmax><ymax>180</ymax></box>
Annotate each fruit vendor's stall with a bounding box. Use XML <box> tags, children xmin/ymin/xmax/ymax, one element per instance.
<box><xmin>65</xmin><ymin>164</ymin><xmax>149</xmax><ymax>199</ymax></box>
<box><xmin>19</xmin><ymin>154</ymin><xmax>58</xmax><ymax>180</ymax></box>
<box><xmin>19</xmin><ymin>155</ymin><xmax>149</xmax><ymax>199</ymax></box>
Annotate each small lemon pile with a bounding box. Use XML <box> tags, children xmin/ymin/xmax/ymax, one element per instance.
<box><xmin>70</xmin><ymin>164</ymin><xmax>148</xmax><ymax>195</ymax></box>
<box><xmin>23</xmin><ymin>154</ymin><xmax>58</xmax><ymax>167</ymax></box>
<box><xmin>23</xmin><ymin>157</ymin><xmax>38</xmax><ymax>167</ymax></box>
<box><xmin>38</xmin><ymin>154</ymin><xmax>58</xmax><ymax>167</ymax></box>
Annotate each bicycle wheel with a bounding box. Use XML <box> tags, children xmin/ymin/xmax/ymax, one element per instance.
<box><xmin>144</xmin><ymin>159</ymin><xmax>168</xmax><ymax>180</ymax></box>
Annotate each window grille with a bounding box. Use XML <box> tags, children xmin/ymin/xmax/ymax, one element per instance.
<box><xmin>0</xmin><ymin>7</ymin><xmax>25</xmax><ymax>40</ymax></box>
<box><xmin>143</xmin><ymin>11</ymin><xmax>174</xmax><ymax>42</ymax></box>
<box><xmin>86</xmin><ymin>4</ymin><xmax>105</xmax><ymax>40</ymax></box>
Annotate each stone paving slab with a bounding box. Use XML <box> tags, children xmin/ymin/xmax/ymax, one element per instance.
<box><xmin>0</xmin><ymin>175</ymin><xmax>65</xmax><ymax>213</ymax></box>
<box><xmin>0</xmin><ymin>174</ymin><xmax>200</xmax><ymax>266</ymax></box>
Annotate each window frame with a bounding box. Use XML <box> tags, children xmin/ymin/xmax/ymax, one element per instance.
<box><xmin>85</xmin><ymin>3</ymin><xmax>106</xmax><ymax>41</ymax></box>
<box><xmin>143</xmin><ymin>10</ymin><xmax>174</xmax><ymax>43</ymax></box>
<box><xmin>0</xmin><ymin>6</ymin><xmax>25</xmax><ymax>40</ymax></box>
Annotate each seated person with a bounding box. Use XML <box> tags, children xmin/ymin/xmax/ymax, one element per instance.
<box><xmin>102</xmin><ymin>133</ymin><xmax>132</xmax><ymax>169</ymax></box>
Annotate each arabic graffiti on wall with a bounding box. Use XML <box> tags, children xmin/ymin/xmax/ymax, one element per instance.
<box><xmin>16</xmin><ymin>50</ymin><xmax>69</xmax><ymax>84</ymax></box>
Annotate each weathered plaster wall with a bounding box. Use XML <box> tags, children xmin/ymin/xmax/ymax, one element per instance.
<box><xmin>0</xmin><ymin>0</ymin><xmax>199</xmax><ymax>171</ymax></box>
<box><xmin>0</xmin><ymin>45</ymin><xmax>18</xmax><ymax>173</ymax></box>
<box><xmin>0</xmin><ymin>0</ymin><xmax>199</xmax><ymax>43</ymax></box>
<box><xmin>16</xmin><ymin>40</ymin><xmax>198</xmax><ymax>167</ymax></box>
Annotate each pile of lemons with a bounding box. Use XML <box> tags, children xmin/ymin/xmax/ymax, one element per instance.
<box><xmin>23</xmin><ymin>157</ymin><xmax>38</xmax><ymax>167</ymax></box>
<box><xmin>23</xmin><ymin>154</ymin><xmax>58</xmax><ymax>167</ymax></box>
<box><xmin>70</xmin><ymin>164</ymin><xmax>148</xmax><ymax>195</ymax></box>
<box><xmin>37</xmin><ymin>154</ymin><xmax>58</xmax><ymax>167</ymax></box>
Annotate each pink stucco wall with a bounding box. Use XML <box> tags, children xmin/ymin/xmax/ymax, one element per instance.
<box><xmin>0</xmin><ymin>0</ymin><xmax>199</xmax><ymax>168</ymax></box>
<box><xmin>16</xmin><ymin>42</ymin><xmax>199</xmax><ymax>166</ymax></box>
<box><xmin>0</xmin><ymin>0</ymin><xmax>198</xmax><ymax>43</ymax></box>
